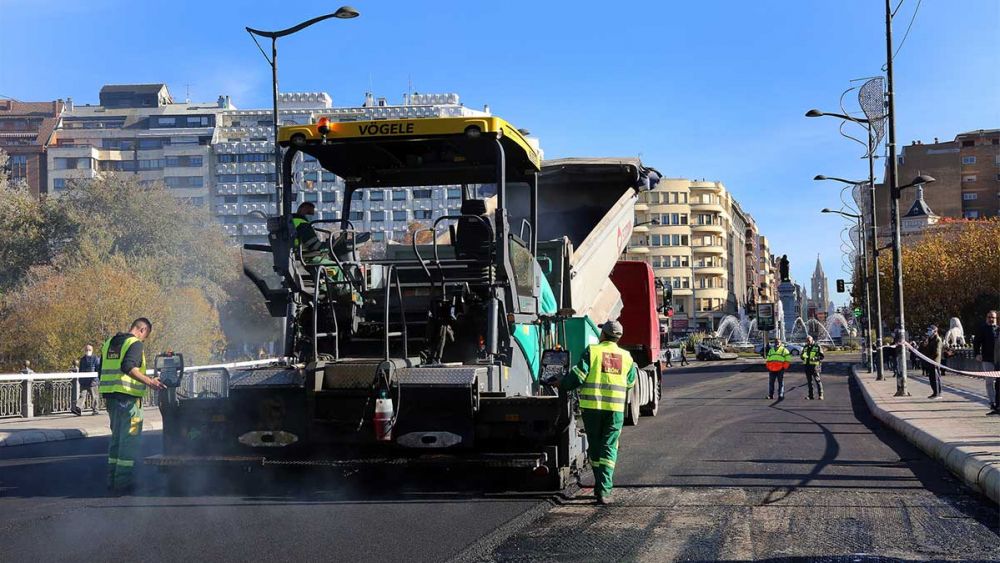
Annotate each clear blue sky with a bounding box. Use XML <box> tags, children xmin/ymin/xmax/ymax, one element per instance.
<box><xmin>2</xmin><ymin>0</ymin><xmax>998</xmax><ymax>303</ymax></box>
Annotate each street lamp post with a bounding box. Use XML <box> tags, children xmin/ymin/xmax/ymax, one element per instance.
<box><xmin>819</xmin><ymin>207</ymin><xmax>872</xmax><ymax>370</ymax></box>
<box><xmin>807</xmin><ymin>108</ymin><xmax>888</xmax><ymax>380</ymax></box>
<box><xmin>246</xmin><ymin>6</ymin><xmax>359</xmax><ymax>218</ymax></box>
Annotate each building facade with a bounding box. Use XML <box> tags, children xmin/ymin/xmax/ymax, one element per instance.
<box><xmin>0</xmin><ymin>99</ymin><xmax>63</xmax><ymax>197</ymax></box>
<box><xmin>47</xmin><ymin>84</ymin><xmax>229</xmax><ymax>205</ymax></box>
<box><xmin>631</xmin><ymin>178</ymin><xmax>762</xmax><ymax>334</ymax></box>
<box><xmin>213</xmin><ymin>91</ymin><xmax>491</xmax><ymax>245</ymax></box>
<box><xmin>874</xmin><ymin>129</ymin><xmax>999</xmax><ymax>236</ymax></box>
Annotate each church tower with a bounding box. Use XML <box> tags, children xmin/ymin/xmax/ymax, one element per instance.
<box><xmin>810</xmin><ymin>255</ymin><xmax>829</xmax><ymax>317</ymax></box>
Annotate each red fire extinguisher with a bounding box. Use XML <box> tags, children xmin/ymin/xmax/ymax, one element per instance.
<box><xmin>374</xmin><ymin>390</ymin><xmax>394</xmax><ymax>441</ymax></box>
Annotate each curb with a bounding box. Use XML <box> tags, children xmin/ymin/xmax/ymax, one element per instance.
<box><xmin>0</xmin><ymin>420</ymin><xmax>162</xmax><ymax>448</ymax></box>
<box><xmin>851</xmin><ymin>365</ymin><xmax>999</xmax><ymax>505</ymax></box>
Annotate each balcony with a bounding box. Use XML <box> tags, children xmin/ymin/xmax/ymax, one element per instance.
<box><xmin>693</xmin><ymin>243</ymin><xmax>725</xmax><ymax>254</ymax></box>
<box><xmin>691</xmin><ymin>222</ymin><xmax>724</xmax><ymax>234</ymax></box>
<box><xmin>626</xmin><ymin>246</ymin><xmax>649</xmax><ymax>254</ymax></box>
<box><xmin>634</xmin><ymin>203</ymin><xmax>650</xmax><ymax>211</ymax></box>
<box><xmin>690</xmin><ymin>200</ymin><xmax>724</xmax><ymax>213</ymax></box>
<box><xmin>693</xmin><ymin>265</ymin><xmax>727</xmax><ymax>276</ymax></box>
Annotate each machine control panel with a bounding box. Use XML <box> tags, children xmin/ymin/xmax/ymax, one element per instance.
<box><xmin>154</xmin><ymin>353</ymin><xmax>185</xmax><ymax>388</ymax></box>
<box><xmin>540</xmin><ymin>349</ymin><xmax>570</xmax><ymax>384</ymax></box>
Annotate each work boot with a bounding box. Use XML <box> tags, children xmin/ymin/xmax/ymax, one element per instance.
<box><xmin>71</xmin><ymin>406</ymin><xmax>82</xmax><ymax>416</ymax></box>
<box><xmin>818</xmin><ymin>396</ymin><xmax>824</xmax><ymax>401</ymax></box>
<box><xmin>596</xmin><ymin>493</ymin><xmax>611</xmax><ymax>505</ymax></box>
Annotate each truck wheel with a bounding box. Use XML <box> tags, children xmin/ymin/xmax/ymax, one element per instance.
<box><xmin>624</xmin><ymin>385</ymin><xmax>641</xmax><ymax>426</ymax></box>
<box><xmin>640</xmin><ymin>368</ymin><xmax>660</xmax><ymax>417</ymax></box>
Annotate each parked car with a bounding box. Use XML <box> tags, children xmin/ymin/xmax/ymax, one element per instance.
<box><xmin>755</xmin><ymin>342</ymin><xmax>804</xmax><ymax>356</ymax></box>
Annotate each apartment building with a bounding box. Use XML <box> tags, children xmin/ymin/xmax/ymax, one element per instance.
<box><xmin>214</xmin><ymin>91</ymin><xmax>491</xmax><ymax>244</ymax></box>
<box><xmin>0</xmin><ymin>99</ymin><xmax>63</xmax><ymax>197</ymax></box>
<box><xmin>631</xmin><ymin>178</ymin><xmax>759</xmax><ymax>334</ymax></box>
<box><xmin>874</xmin><ymin>129</ymin><xmax>999</xmax><ymax>237</ymax></box>
<box><xmin>47</xmin><ymin>84</ymin><xmax>230</xmax><ymax>204</ymax></box>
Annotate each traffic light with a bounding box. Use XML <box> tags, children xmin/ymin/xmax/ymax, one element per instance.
<box><xmin>836</xmin><ymin>279</ymin><xmax>845</xmax><ymax>293</ymax></box>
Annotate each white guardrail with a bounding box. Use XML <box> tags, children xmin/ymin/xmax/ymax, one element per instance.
<box><xmin>0</xmin><ymin>359</ymin><xmax>282</xmax><ymax>419</ymax></box>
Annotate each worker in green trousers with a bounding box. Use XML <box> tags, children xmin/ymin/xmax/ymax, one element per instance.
<box><xmin>557</xmin><ymin>320</ymin><xmax>638</xmax><ymax>504</ymax></box>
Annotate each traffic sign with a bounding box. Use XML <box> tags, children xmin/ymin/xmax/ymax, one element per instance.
<box><xmin>757</xmin><ymin>302</ymin><xmax>775</xmax><ymax>331</ymax></box>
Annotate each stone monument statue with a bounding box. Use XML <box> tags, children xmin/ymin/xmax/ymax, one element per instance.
<box><xmin>779</xmin><ymin>254</ymin><xmax>790</xmax><ymax>282</ymax></box>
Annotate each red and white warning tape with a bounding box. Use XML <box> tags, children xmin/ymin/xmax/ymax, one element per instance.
<box><xmin>902</xmin><ymin>341</ymin><xmax>1000</xmax><ymax>379</ymax></box>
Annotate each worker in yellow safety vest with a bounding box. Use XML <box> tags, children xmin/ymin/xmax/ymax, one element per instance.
<box><xmin>555</xmin><ymin>320</ymin><xmax>638</xmax><ymax>505</ymax></box>
<box><xmin>763</xmin><ymin>337</ymin><xmax>792</xmax><ymax>400</ymax></box>
<box><xmin>98</xmin><ymin>318</ymin><xmax>164</xmax><ymax>494</ymax></box>
<box><xmin>291</xmin><ymin>202</ymin><xmax>324</xmax><ymax>253</ymax></box>
<box><xmin>801</xmin><ymin>335</ymin><xmax>826</xmax><ymax>400</ymax></box>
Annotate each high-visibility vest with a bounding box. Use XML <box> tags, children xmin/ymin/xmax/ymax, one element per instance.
<box><xmin>579</xmin><ymin>341</ymin><xmax>635</xmax><ymax>412</ymax></box>
<box><xmin>291</xmin><ymin>216</ymin><xmax>309</xmax><ymax>248</ymax></box>
<box><xmin>802</xmin><ymin>344</ymin><xmax>823</xmax><ymax>365</ymax></box>
<box><xmin>98</xmin><ymin>334</ymin><xmax>147</xmax><ymax>397</ymax></box>
<box><xmin>765</xmin><ymin>345</ymin><xmax>791</xmax><ymax>372</ymax></box>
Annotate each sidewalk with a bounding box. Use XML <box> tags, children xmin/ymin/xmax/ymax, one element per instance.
<box><xmin>0</xmin><ymin>409</ymin><xmax>162</xmax><ymax>448</ymax></box>
<box><xmin>852</xmin><ymin>365</ymin><xmax>999</xmax><ymax>505</ymax></box>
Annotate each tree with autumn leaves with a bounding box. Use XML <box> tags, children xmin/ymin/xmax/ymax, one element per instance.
<box><xmin>0</xmin><ymin>159</ymin><xmax>278</xmax><ymax>371</ymax></box>
<box><xmin>864</xmin><ymin>219</ymin><xmax>1000</xmax><ymax>338</ymax></box>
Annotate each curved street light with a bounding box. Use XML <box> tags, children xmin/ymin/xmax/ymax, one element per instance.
<box><xmin>246</xmin><ymin>7</ymin><xmax>360</xmax><ymax>216</ymax></box>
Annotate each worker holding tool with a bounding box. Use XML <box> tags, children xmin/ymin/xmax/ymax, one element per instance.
<box><xmin>98</xmin><ymin>318</ymin><xmax>165</xmax><ymax>494</ymax></box>
<box><xmin>547</xmin><ymin>320</ymin><xmax>637</xmax><ymax>505</ymax></box>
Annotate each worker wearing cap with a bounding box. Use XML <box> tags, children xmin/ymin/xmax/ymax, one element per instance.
<box><xmin>801</xmin><ymin>335</ymin><xmax>825</xmax><ymax>400</ymax></box>
<box><xmin>763</xmin><ymin>337</ymin><xmax>792</xmax><ymax>400</ymax></box>
<box><xmin>98</xmin><ymin>317</ymin><xmax>165</xmax><ymax>494</ymax></box>
<box><xmin>555</xmin><ymin>320</ymin><xmax>638</xmax><ymax>505</ymax></box>
<box><xmin>291</xmin><ymin>201</ymin><xmax>324</xmax><ymax>254</ymax></box>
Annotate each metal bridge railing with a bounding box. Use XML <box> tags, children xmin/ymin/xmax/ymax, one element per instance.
<box><xmin>0</xmin><ymin>359</ymin><xmax>281</xmax><ymax>419</ymax></box>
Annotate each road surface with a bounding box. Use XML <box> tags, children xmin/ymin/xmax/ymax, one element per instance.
<box><xmin>1</xmin><ymin>360</ymin><xmax>997</xmax><ymax>562</ymax></box>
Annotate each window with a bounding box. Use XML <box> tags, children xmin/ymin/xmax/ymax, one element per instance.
<box><xmin>392</xmin><ymin>190</ymin><xmax>407</xmax><ymax>201</ymax></box>
<box><xmin>447</xmin><ymin>188</ymin><xmax>462</xmax><ymax>199</ymax></box>
<box><xmin>963</xmin><ymin>210</ymin><xmax>980</xmax><ymax>219</ymax></box>
<box><xmin>369</xmin><ymin>190</ymin><xmax>385</xmax><ymax>201</ymax></box>
<box><xmin>372</xmin><ymin>232</ymin><xmax>385</xmax><ymax>242</ymax></box>
<box><xmin>962</xmin><ymin>192</ymin><xmax>978</xmax><ymax>201</ymax></box>
<box><xmin>166</xmin><ymin>156</ymin><xmax>203</xmax><ymax>167</ymax></box>
<box><xmin>413</xmin><ymin>189</ymin><xmax>432</xmax><ymax>199</ymax></box>
<box><xmin>962</xmin><ymin>156</ymin><xmax>976</xmax><ymax>164</ymax></box>
<box><xmin>349</xmin><ymin>211</ymin><xmax>364</xmax><ymax>221</ymax></box>
<box><xmin>222</xmin><ymin>196</ymin><xmax>238</xmax><ymax>203</ymax></box>
<box><xmin>303</xmin><ymin>192</ymin><xmax>319</xmax><ymax>202</ymax></box>
<box><xmin>139</xmin><ymin>158</ymin><xmax>164</xmax><ymax>170</ymax></box>
<box><xmin>322</xmin><ymin>171</ymin><xmax>338</xmax><ymax>182</ymax></box>
<box><xmin>53</xmin><ymin>178</ymin><xmax>66</xmax><ymax>190</ymax></box>
<box><xmin>672</xmin><ymin>234</ymin><xmax>681</xmax><ymax>246</ymax></box>
<box><xmin>241</xmin><ymin>173</ymin><xmax>274</xmax><ymax>182</ymax></box>
<box><xmin>164</xmin><ymin>176</ymin><xmax>204</xmax><ymax>188</ymax></box>
<box><xmin>961</xmin><ymin>140</ymin><xmax>974</xmax><ymax>148</ymax></box>
<box><xmin>392</xmin><ymin>210</ymin><xmax>407</xmax><ymax>221</ymax></box>
<box><xmin>156</xmin><ymin>117</ymin><xmax>176</xmax><ymax>127</ymax></box>
<box><xmin>671</xmin><ymin>213</ymin><xmax>679</xmax><ymax>225</ymax></box>
<box><xmin>680</xmin><ymin>213</ymin><xmax>688</xmax><ymax>225</ymax></box>
<box><xmin>370</xmin><ymin>210</ymin><xmax>385</xmax><ymax>221</ymax></box>
<box><xmin>508</xmin><ymin>238</ymin><xmax>535</xmax><ymax>299</ymax></box>
<box><xmin>963</xmin><ymin>175</ymin><xmax>977</xmax><ymax>183</ymax></box>
<box><xmin>321</xmin><ymin>191</ymin><xmax>337</xmax><ymax>203</ymax></box>
<box><xmin>414</xmin><ymin>209</ymin><xmax>432</xmax><ymax>219</ymax></box>
<box><xmin>217</xmin><ymin>174</ymin><xmax>239</xmax><ymax>183</ymax></box>
<box><xmin>138</xmin><ymin>138</ymin><xmax>163</xmax><ymax>150</ymax></box>
<box><xmin>651</xmin><ymin>234</ymin><xmax>661</xmax><ymax>246</ymax></box>
<box><xmin>9</xmin><ymin>155</ymin><xmax>27</xmax><ymax>178</ymax></box>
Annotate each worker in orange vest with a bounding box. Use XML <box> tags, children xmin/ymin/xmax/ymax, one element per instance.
<box><xmin>763</xmin><ymin>337</ymin><xmax>792</xmax><ymax>400</ymax></box>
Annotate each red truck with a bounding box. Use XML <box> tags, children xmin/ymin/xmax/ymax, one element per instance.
<box><xmin>610</xmin><ymin>260</ymin><xmax>663</xmax><ymax>425</ymax></box>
